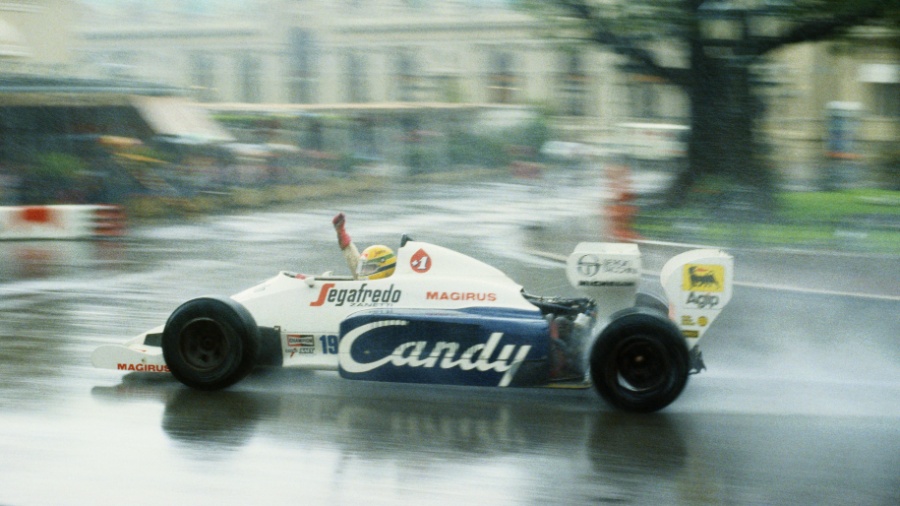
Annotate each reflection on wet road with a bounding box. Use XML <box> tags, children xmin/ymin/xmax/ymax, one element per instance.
<box><xmin>2</xmin><ymin>179</ymin><xmax>898</xmax><ymax>505</ymax></box>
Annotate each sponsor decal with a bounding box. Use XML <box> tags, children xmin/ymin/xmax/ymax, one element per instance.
<box><xmin>410</xmin><ymin>248</ymin><xmax>432</xmax><ymax>273</ymax></box>
<box><xmin>683</xmin><ymin>264</ymin><xmax>724</xmax><ymax>292</ymax></box>
<box><xmin>681</xmin><ymin>315</ymin><xmax>709</xmax><ymax>327</ymax></box>
<box><xmin>577</xmin><ymin>254</ymin><xmax>638</xmax><ymax>277</ymax></box>
<box><xmin>117</xmin><ymin>363</ymin><xmax>170</xmax><ymax>373</ymax></box>
<box><xmin>340</xmin><ymin>320</ymin><xmax>532</xmax><ymax>387</ymax></box>
<box><xmin>577</xmin><ymin>255</ymin><xmax>601</xmax><ymax>277</ymax></box>
<box><xmin>578</xmin><ymin>280</ymin><xmax>636</xmax><ymax>287</ymax></box>
<box><xmin>426</xmin><ymin>291</ymin><xmax>497</xmax><ymax>302</ymax></box>
<box><xmin>310</xmin><ymin>282</ymin><xmax>402</xmax><ymax>307</ymax></box>
<box><xmin>286</xmin><ymin>334</ymin><xmax>316</xmax><ymax>354</ymax></box>
<box><xmin>685</xmin><ymin>292</ymin><xmax>720</xmax><ymax>309</ymax></box>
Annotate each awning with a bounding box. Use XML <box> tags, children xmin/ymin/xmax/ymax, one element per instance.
<box><xmin>858</xmin><ymin>64</ymin><xmax>899</xmax><ymax>84</ymax></box>
<box><xmin>130</xmin><ymin>96</ymin><xmax>235</xmax><ymax>143</ymax></box>
<box><xmin>0</xmin><ymin>18</ymin><xmax>29</xmax><ymax>58</ymax></box>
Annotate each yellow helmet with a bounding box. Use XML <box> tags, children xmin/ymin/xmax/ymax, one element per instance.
<box><xmin>357</xmin><ymin>245</ymin><xmax>396</xmax><ymax>280</ymax></box>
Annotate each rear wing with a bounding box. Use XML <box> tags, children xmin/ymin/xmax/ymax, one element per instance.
<box><xmin>565</xmin><ymin>243</ymin><xmax>733</xmax><ymax>347</ymax></box>
<box><xmin>660</xmin><ymin>249</ymin><xmax>734</xmax><ymax>348</ymax></box>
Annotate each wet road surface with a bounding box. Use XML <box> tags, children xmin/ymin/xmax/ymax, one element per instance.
<box><xmin>2</xmin><ymin>177</ymin><xmax>898</xmax><ymax>505</ymax></box>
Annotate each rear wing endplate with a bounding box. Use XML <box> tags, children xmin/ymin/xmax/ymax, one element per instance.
<box><xmin>660</xmin><ymin>249</ymin><xmax>734</xmax><ymax>348</ymax></box>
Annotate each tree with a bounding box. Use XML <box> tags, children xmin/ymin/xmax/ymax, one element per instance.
<box><xmin>526</xmin><ymin>0</ymin><xmax>898</xmax><ymax>211</ymax></box>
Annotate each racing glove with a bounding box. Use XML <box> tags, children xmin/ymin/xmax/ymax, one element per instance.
<box><xmin>332</xmin><ymin>212</ymin><xmax>360</xmax><ymax>278</ymax></box>
<box><xmin>332</xmin><ymin>212</ymin><xmax>352</xmax><ymax>249</ymax></box>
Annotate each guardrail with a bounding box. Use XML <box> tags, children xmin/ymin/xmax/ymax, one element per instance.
<box><xmin>0</xmin><ymin>205</ymin><xmax>125</xmax><ymax>240</ymax></box>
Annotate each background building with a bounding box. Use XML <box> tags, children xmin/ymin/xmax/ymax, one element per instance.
<box><xmin>0</xmin><ymin>0</ymin><xmax>78</xmax><ymax>74</ymax></box>
<box><xmin>0</xmin><ymin>0</ymin><xmax>890</xmax><ymax>188</ymax></box>
<box><xmin>74</xmin><ymin>1</ymin><xmax>627</xmax><ymax>121</ymax></box>
<box><xmin>763</xmin><ymin>30</ymin><xmax>898</xmax><ymax>185</ymax></box>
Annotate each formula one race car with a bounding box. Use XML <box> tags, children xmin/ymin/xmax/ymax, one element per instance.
<box><xmin>93</xmin><ymin>230</ymin><xmax>732</xmax><ymax>412</ymax></box>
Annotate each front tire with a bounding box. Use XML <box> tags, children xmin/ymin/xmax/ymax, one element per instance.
<box><xmin>162</xmin><ymin>297</ymin><xmax>259</xmax><ymax>390</ymax></box>
<box><xmin>590</xmin><ymin>307</ymin><xmax>689</xmax><ymax>412</ymax></box>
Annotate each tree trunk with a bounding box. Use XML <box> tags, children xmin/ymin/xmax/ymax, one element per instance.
<box><xmin>669</xmin><ymin>45</ymin><xmax>776</xmax><ymax>216</ymax></box>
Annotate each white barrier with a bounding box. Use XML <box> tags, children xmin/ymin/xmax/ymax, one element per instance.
<box><xmin>0</xmin><ymin>205</ymin><xmax>126</xmax><ymax>240</ymax></box>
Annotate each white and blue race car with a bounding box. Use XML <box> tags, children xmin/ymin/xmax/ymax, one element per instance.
<box><xmin>92</xmin><ymin>232</ymin><xmax>732</xmax><ymax>413</ymax></box>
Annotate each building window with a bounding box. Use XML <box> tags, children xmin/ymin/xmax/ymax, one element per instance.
<box><xmin>859</xmin><ymin>63</ymin><xmax>899</xmax><ymax>118</ymax></box>
<box><xmin>629</xmin><ymin>75</ymin><xmax>662</xmax><ymax>119</ymax></box>
<box><xmin>488</xmin><ymin>52</ymin><xmax>517</xmax><ymax>104</ymax></box>
<box><xmin>288</xmin><ymin>29</ymin><xmax>317</xmax><ymax>104</ymax></box>
<box><xmin>436</xmin><ymin>74</ymin><xmax>462</xmax><ymax>103</ymax></box>
<box><xmin>239</xmin><ymin>54</ymin><xmax>261</xmax><ymax>103</ymax></box>
<box><xmin>394</xmin><ymin>51</ymin><xmax>419</xmax><ymax>102</ymax></box>
<box><xmin>345</xmin><ymin>52</ymin><xmax>368</xmax><ymax>103</ymax></box>
<box><xmin>190</xmin><ymin>53</ymin><xmax>216</xmax><ymax>102</ymax></box>
<box><xmin>560</xmin><ymin>52</ymin><xmax>588</xmax><ymax>116</ymax></box>
<box><xmin>870</xmin><ymin>83</ymin><xmax>899</xmax><ymax>118</ymax></box>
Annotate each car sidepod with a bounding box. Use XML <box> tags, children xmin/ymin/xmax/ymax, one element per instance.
<box><xmin>338</xmin><ymin>307</ymin><xmax>550</xmax><ymax>387</ymax></box>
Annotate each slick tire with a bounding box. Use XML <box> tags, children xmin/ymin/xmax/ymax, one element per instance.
<box><xmin>635</xmin><ymin>291</ymin><xmax>670</xmax><ymax>316</ymax></box>
<box><xmin>590</xmin><ymin>307</ymin><xmax>689</xmax><ymax>413</ymax></box>
<box><xmin>162</xmin><ymin>297</ymin><xmax>260</xmax><ymax>391</ymax></box>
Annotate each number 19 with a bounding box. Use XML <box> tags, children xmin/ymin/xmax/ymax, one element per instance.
<box><xmin>319</xmin><ymin>335</ymin><xmax>338</xmax><ymax>354</ymax></box>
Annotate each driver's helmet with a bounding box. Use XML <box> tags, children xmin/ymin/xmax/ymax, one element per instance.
<box><xmin>357</xmin><ymin>245</ymin><xmax>396</xmax><ymax>280</ymax></box>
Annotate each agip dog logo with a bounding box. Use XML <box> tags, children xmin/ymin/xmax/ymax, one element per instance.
<box><xmin>682</xmin><ymin>264</ymin><xmax>724</xmax><ymax>293</ymax></box>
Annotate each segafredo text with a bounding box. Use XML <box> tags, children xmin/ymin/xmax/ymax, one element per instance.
<box><xmin>339</xmin><ymin>320</ymin><xmax>532</xmax><ymax>387</ymax></box>
<box><xmin>310</xmin><ymin>283</ymin><xmax>402</xmax><ymax>307</ymax></box>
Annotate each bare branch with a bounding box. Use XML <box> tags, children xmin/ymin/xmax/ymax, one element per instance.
<box><xmin>754</xmin><ymin>4</ymin><xmax>889</xmax><ymax>56</ymax></box>
<box><xmin>556</xmin><ymin>0</ymin><xmax>690</xmax><ymax>86</ymax></box>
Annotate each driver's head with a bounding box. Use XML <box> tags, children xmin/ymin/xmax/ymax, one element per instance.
<box><xmin>357</xmin><ymin>245</ymin><xmax>396</xmax><ymax>280</ymax></box>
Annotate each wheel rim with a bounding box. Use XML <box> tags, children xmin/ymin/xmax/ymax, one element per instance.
<box><xmin>179</xmin><ymin>318</ymin><xmax>232</xmax><ymax>371</ymax></box>
<box><xmin>613</xmin><ymin>335</ymin><xmax>670</xmax><ymax>392</ymax></box>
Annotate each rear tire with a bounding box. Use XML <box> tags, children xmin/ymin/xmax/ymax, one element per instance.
<box><xmin>636</xmin><ymin>291</ymin><xmax>669</xmax><ymax>315</ymax></box>
<box><xmin>590</xmin><ymin>307</ymin><xmax>689</xmax><ymax>412</ymax></box>
<box><xmin>162</xmin><ymin>297</ymin><xmax>259</xmax><ymax>390</ymax></box>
